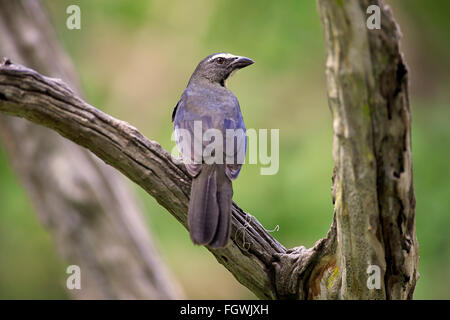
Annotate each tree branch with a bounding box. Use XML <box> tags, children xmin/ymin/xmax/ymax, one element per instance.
<box><xmin>0</xmin><ymin>60</ymin><xmax>291</xmax><ymax>299</ymax></box>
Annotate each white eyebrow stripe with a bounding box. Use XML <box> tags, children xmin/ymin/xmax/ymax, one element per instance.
<box><xmin>208</xmin><ymin>53</ymin><xmax>238</xmax><ymax>61</ymax></box>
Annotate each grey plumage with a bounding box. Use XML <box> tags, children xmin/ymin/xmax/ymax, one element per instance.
<box><xmin>173</xmin><ymin>53</ymin><xmax>253</xmax><ymax>248</ymax></box>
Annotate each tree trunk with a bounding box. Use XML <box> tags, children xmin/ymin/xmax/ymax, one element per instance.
<box><xmin>314</xmin><ymin>0</ymin><xmax>419</xmax><ymax>299</ymax></box>
<box><xmin>0</xmin><ymin>0</ymin><xmax>181</xmax><ymax>299</ymax></box>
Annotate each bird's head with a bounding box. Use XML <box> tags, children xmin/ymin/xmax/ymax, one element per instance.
<box><xmin>189</xmin><ymin>53</ymin><xmax>254</xmax><ymax>87</ymax></box>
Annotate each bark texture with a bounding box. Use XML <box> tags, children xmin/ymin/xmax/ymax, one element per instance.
<box><xmin>0</xmin><ymin>0</ymin><xmax>181</xmax><ymax>299</ymax></box>
<box><xmin>0</xmin><ymin>60</ymin><xmax>286</xmax><ymax>299</ymax></box>
<box><xmin>315</xmin><ymin>0</ymin><xmax>419</xmax><ymax>299</ymax></box>
<box><xmin>0</xmin><ymin>0</ymin><xmax>418</xmax><ymax>300</ymax></box>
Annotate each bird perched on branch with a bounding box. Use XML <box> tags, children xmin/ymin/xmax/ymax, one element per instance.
<box><xmin>172</xmin><ymin>53</ymin><xmax>254</xmax><ymax>248</ymax></box>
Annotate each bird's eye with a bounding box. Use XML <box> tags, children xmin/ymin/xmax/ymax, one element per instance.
<box><xmin>215</xmin><ymin>57</ymin><xmax>225</xmax><ymax>64</ymax></box>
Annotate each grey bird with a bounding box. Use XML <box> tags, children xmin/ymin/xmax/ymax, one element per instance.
<box><xmin>172</xmin><ymin>53</ymin><xmax>254</xmax><ymax>248</ymax></box>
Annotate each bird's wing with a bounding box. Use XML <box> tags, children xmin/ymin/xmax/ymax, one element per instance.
<box><xmin>223</xmin><ymin>102</ymin><xmax>246</xmax><ymax>181</ymax></box>
<box><xmin>171</xmin><ymin>101</ymin><xmax>179</xmax><ymax>122</ymax></box>
<box><xmin>173</xmin><ymin>97</ymin><xmax>202</xmax><ymax>177</ymax></box>
<box><xmin>173</xmin><ymin>91</ymin><xmax>247</xmax><ymax>180</ymax></box>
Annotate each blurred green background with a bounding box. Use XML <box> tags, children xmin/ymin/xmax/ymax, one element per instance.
<box><xmin>0</xmin><ymin>0</ymin><xmax>449</xmax><ymax>299</ymax></box>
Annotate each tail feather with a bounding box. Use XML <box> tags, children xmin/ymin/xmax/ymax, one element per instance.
<box><xmin>188</xmin><ymin>164</ymin><xmax>233</xmax><ymax>248</ymax></box>
<box><xmin>210</xmin><ymin>174</ymin><xmax>233</xmax><ymax>248</ymax></box>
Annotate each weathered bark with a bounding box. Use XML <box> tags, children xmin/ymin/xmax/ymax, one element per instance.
<box><xmin>0</xmin><ymin>0</ymin><xmax>418</xmax><ymax>300</ymax></box>
<box><xmin>313</xmin><ymin>0</ymin><xmax>418</xmax><ymax>299</ymax></box>
<box><xmin>0</xmin><ymin>0</ymin><xmax>181</xmax><ymax>299</ymax></box>
<box><xmin>0</xmin><ymin>60</ymin><xmax>287</xmax><ymax>299</ymax></box>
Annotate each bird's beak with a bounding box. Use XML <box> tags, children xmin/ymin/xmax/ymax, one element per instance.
<box><xmin>230</xmin><ymin>56</ymin><xmax>254</xmax><ymax>69</ymax></box>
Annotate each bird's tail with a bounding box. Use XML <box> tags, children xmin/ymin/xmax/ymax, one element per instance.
<box><xmin>188</xmin><ymin>164</ymin><xmax>233</xmax><ymax>248</ymax></box>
